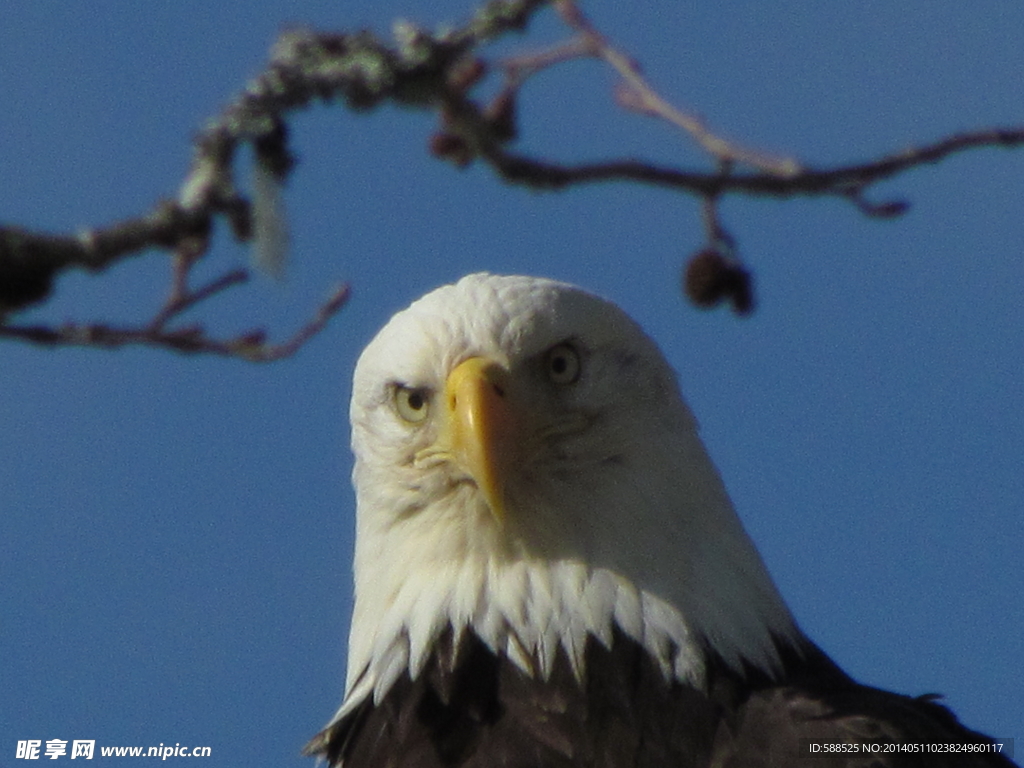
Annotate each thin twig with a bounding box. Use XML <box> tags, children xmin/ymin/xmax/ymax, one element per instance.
<box><xmin>250</xmin><ymin>283</ymin><xmax>351</xmax><ymax>361</ymax></box>
<box><xmin>471</xmin><ymin>128</ymin><xmax>1024</xmax><ymax>198</ymax></box>
<box><xmin>0</xmin><ymin>283</ymin><xmax>350</xmax><ymax>361</ymax></box>
<box><xmin>150</xmin><ymin>269</ymin><xmax>249</xmax><ymax>332</ymax></box>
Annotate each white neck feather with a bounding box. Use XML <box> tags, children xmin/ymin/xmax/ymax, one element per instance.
<box><xmin>335</xmin><ymin>432</ymin><xmax>802</xmax><ymax>721</ymax></box>
<box><xmin>342</xmin><ymin>557</ymin><xmax>702</xmax><ymax>714</ymax></box>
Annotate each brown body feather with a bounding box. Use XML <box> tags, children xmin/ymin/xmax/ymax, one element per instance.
<box><xmin>306</xmin><ymin>630</ymin><xmax>1014</xmax><ymax>768</ymax></box>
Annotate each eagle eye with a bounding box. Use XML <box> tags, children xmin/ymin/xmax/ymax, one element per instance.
<box><xmin>394</xmin><ymin>385</ymin><xmax>431</xmax><ymax>423</ymax></box>
<box><xmin>544</xmin><ymin>343</ymin><xmax>581</xmax><ymax>385</ymax></box>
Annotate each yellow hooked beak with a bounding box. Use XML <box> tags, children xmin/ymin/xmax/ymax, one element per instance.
<box><xmin>441</xmin><ymin>357</ymin><xmax>516</xmax><ymax>523</ymax></box>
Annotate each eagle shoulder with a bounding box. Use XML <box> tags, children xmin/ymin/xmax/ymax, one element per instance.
<box><xmin>307</xmin><ymin>631</ymin><xmax>1015</xmax><ymax>768</ymax></box>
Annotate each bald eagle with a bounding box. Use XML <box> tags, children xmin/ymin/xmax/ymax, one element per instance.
<box><xmin>306</xmin><ymin>273</ymin><xmax>1014</xmax><ymax>767</ymax></box>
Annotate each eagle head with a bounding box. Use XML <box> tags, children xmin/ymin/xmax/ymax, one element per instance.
<box><xmin>339</xmin><ymin>273</ymin><xmax>798</xmax><ymax>715</ymax></box>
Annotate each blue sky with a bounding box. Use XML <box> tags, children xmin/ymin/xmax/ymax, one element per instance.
<box><xmin>2</xmin><ymin>1</ymin><xmax>1021</xmax><ymax>764</ymax></box>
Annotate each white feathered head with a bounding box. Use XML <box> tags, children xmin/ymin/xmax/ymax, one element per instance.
<box><xmin>337</xmin><ymin>273</ymin><xmax>799</xmax><ymax>718</ymax></box>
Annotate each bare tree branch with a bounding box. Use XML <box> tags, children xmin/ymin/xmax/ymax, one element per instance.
<box><xmin>461</xmin><ymin>127</ymin><xmax>1024</xmax><ymax>197</ymax></box>
<box><xmin>0</xmin><ymin>0</ymin><xmax>550</xmax><ymax>355</ymax></box>
<box><xmin>3</xmin><ymin>0</ymin><xmax>1023</xmax><ymax>344</ymax></box>
<box><xmin>0</xmin><ymin>280</ymin><xmax>350</xmax><ymax>361</ymax></box>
